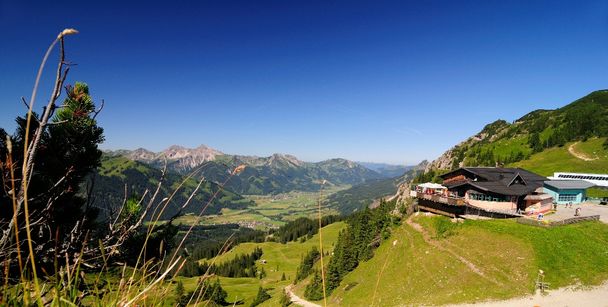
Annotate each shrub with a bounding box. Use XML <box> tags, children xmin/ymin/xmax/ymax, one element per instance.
<box><xmin>433</xmin><ymin>217</ymin><xmax>459</xmax><ymax>239</ymax></box>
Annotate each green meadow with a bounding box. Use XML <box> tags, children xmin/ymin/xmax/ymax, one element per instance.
<box><xmin>327</xmin><ymin>215</ymin><xmax>608</xmax><ymax>306</ymax></box>
<box><xmin>172</xmin><ymin>222</ymin><xmax>346</xmax><ymax>306</ymax></box>
<box><xmin>512</xmin><ymin>137</ymin><xmax>608</xmax><ymax>176</ymax></box>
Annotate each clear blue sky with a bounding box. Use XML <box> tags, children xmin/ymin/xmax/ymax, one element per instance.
<box><xmin>1</xmin><ymin>1</ymin><xmax>608</xmax><ymax>164</ymax></box>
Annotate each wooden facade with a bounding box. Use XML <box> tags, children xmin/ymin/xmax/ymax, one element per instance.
<box><xmin>415</xmin><ymin>167</ymin><xmax>551</xmax><ymax>218</ymax></box>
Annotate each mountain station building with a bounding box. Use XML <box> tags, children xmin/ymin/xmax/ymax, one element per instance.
<box><xmin>413</xmin><ymin>167</ymin><xmax>553</xmax><ymax>217</ymax></box>
<box><xmin>543</xmin><ymin>180</ymin><xmax>595</xmax><ymax>205</ymax></box>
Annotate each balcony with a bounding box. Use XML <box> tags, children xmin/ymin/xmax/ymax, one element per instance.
<box><xmin>415</xmin><ymin>192</ymin><xmax>466</xmax><ymax>206</ymax></box>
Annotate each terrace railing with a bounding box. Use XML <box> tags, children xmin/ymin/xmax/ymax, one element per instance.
<box><xmin>415</xmin><ymin>192</ymin><xmax>466</xmax><ymax>206</ymax></box>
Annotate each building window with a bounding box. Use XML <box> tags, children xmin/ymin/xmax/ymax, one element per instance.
<box><xmin>558</xmin><ymin>194</ymin><xmax>577</xmax><ymax>202</ymax></box>
<box><xmin>469</xmin><ymin>193</ymin><xmax>509</xmax><ymax>202</ymax></box>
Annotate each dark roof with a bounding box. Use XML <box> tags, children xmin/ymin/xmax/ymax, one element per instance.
<box><xmin>441</xmin><ymin>167</ymin><xmax>547</xmax><ymax>196</ymax></box>
<box><xmin>544</xmin><ymin>180</ymin><xmax>595</xmax><ymax>190</ymax></box>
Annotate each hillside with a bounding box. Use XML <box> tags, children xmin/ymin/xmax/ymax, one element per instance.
<box><xmin>325</xmin><ymin>165</ymin><xmax>422</xmax><ymax>214</ymax></box>
<box><xmin>112</xmin><ymin>146</ymin><xmax>384</xmax><ymax>195</ymax></box>
<box><xmin>173</xmin><ymin>222</ymin><xmax>347</xmax><ymax>306</ymax></box>
<box><xmin>323</xmin><ymin>215</ymin><xmax>608</xmax><ymax>306</ymax></box>
<box><xmin>325</xmin><ymin>178</ymin><xmax>399</xmax><ymax>214</ymax></box>
<box><xmin>511</xmin><ymin>137</ymin><xmax>608</xmax><ymax>175</ymax></box>
<box><xmin>175</xmin><ymin>210</ymin><xmax>608</xmax><ymax>307</ymax></box>
<box><xmin>91</xmin><ymin>155</ymin><xmax>253</xmax><ymax>220</ymax></box>
<box><xmin>424</xmin><ymin>90</ymin><xmax>608</xmax><ymax>174</ymax></box>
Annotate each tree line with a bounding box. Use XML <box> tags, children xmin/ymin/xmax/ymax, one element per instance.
<box><xmin>295</xmin><ymin>247</ymin><xmax>320</xmax><ymax>282</ymax></box>
<box><xmin>180</xmin><ymin>247</ymin><xmax>264</xmax><ymax>278</ymax></box>
<box><xmin>304</xmin><ymin>200</ymin><xmax>397</xmax><ymax>300</ymax></box>
<box><xmin>272</xmin><ymin>215</ymin><xmax>342</xmax><ymax>244</ymax></box>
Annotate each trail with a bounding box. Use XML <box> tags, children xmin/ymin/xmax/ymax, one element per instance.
<box><xmin>568</xmin><ymin>142</ymin><xmax>598</xmax><ymax>161</ymax></box>
<box><xmin>285</xmin><ymin>285</ymin><xmax>322</xmax><ymax>307</ymax></box>
<box><xmin>406</xmin><ymin>215</ymin><xmax>501</xmax><ymax>286</ymax></box>
<box><xmin>447</xmin><ymin>282</ymin><xmax>608</xmax><ymax>307</ymax></box>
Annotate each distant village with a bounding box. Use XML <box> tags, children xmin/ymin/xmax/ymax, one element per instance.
<box><xmin>413</xmin><ymin>167</ymin><xmax>608</xmax><ymax>224</ymax></box>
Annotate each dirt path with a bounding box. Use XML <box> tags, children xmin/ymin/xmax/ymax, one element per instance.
<box><xmin>285</xmin><ymin>285</ymin><xmax>322</xmax><ymax>307</ymax></box>
<box><xmin>568</xmin><ymin>142</ymin><xmax>598</xmax><ymax>161</ymax></box>
<box><xmin>406</xmin><ymin>215</ymin><xmax>501</xmax><ymax>285</ymax></box>
<box><xmin>447</xmin><ymin>282</ymin><xmax>608</xmax><ymax>307</ymax></box>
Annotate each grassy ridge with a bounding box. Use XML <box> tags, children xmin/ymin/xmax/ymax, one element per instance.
<box><xmin>328</xmin><ymin>216</ymin><xmax>608</xmax><ymax>306</ymax></box>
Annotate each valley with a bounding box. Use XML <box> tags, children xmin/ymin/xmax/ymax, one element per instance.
<box><xmin>173</xmin><ymin>186</ymin><xmax>347</xmax><ymax>229</ymax></box>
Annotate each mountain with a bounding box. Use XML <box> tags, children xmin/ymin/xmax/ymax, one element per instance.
<box><xmin>113</xmin><ymin>146</ymin><xmax>384</xmax><ymax>195</ymax></box>
<box><xmin>357</xmin><ymin>162</ymin><xmax>413</xmax><ymax>178</ymax></box>
<box><xmin>325</xmin><ymin>163</ymin><xmax>423</xmax><ymax>214</ymax></box>
<box><xmin>422</xmin><ymin>90</ymin><xmax>608</xmax><ymax>176</ymax></box>
<box><xmin>90</xmin><ymin>155</ymin><xmax>253</xmax><ymax>220</ymax></box>
<box><xmin>119</xmin><ymin>145</ymin><xmax>224</xmax><ymax>172</ymax></box>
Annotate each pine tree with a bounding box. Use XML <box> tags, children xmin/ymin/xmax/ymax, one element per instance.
<box><xmin>250</xmin><ymin>286</ymin><xmax>271</xmax><ymax>307</ymax></box>
<box><xmin>0</xmin><ymin>82</ymin><xmax>105</xmax><ymax>273</ymax></box>
<box><xmin>296</xmin><ymin>247</ymin><xmax>320</xmax><ymax>282</ymax></box>
<box><xmin>304</xmin><ymin>270</ymin><xmax>324</xmax><ymax>301</ymax></box>
<box><xmin>205</xmin><ymin>279</ymin><xmax>227</xmax><ymax>305</ymax></box>
<box><xmin>528</xmin><ymin>132</ymin><xmax>542</xmax><ymax>152</ymax></box>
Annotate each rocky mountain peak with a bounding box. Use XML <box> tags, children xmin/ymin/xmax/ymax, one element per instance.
<box><xmin>267</xmin><ymin>153</ymin><xmax>303</xmax><ymax>167</ymax></box>
<box><xmin>161</xmin><ymin>144</ymin><xmax>223</xmax><ymax>160</ymax></box>
<box><xmin>127</xmin><ymin>148</ymin><xmax>156</xmax><ymax>161</ymax></box>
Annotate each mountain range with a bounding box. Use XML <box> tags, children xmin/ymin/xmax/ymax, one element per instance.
<box><xmin>106</xmin><ymin>146</ymin><xmax>387</xmax><ymax>195</ymax></box>
<box><xmin>357</xmin><ymin>162</ymin><xmax>412</xmax><ymax>178</ymax></box>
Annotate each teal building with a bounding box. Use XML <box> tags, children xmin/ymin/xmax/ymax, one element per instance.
<box><xmin>543</xmin><ymin>180</ymin><xmax>594</xmax><ymax>204</ymax></box>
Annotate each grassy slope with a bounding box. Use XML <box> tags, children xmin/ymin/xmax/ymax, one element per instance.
<box><xmin>328</xmin><ymin>216</ymin><xmax>608</xmax><ymax>306</ymax></box>
<box><xmin>512</xmin><ymin>137</ymin><xmax>608</xmax><ymax>176</ymax></box>
<box><xmin>176</xmin><ymin>222</ymin><xmax>346</xmax><ymax>306</ymax></box>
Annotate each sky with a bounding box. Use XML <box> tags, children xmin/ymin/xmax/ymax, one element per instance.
<box><xmin>1</xmin><ymin>0</ymin><xmax>608</xmax><ymax>165</ymax></box>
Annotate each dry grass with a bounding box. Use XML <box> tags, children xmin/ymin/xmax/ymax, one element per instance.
<box><xmin>1</xmin><ymin>29</ymin><xmax>248</xmax><ymax>306</ymax></box>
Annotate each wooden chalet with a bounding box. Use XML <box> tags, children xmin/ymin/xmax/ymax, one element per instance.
<box><xmin>415</xmin><ymin>167</ymin><xmax>551</xmax><ymax>218</ymax></box>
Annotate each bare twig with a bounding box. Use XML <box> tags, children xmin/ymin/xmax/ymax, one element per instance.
<box><xmin>92</xmin><ymin>99</ymin><xmax>104</xmax><ymax>120</ymax></box>
<box><xmin>20</xmin><ymin>97</ymin><xmax>30</xmax><ymax>110</ymax></box>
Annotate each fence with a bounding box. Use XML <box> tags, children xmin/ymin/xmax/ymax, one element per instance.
<box><xmin>517</xmin><ymin>215</ymin><xmax>600</xmax><ymax>227</ymax></box>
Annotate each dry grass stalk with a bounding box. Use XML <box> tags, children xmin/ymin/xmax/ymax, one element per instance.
<box><xmin>318</xmin><ymin>179</ymin><xmax>328</xmax><ymax>307</ymax></box>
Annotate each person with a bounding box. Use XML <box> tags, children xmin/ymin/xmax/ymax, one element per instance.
<box><xmin>575</xmin><ymin>207</ymin><xmax>581</xmax><ymax>217</ymax></box>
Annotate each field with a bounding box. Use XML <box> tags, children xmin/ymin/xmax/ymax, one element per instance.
<box><xmin>175</xmin><ymin>222</ymin><xmax>346</xmax><ymax>306</ymax></box>
<box><xmin>512</xmin><ymin>137</ymin><xmax>608</xmax><ymax>176</ymax></box>
<box><xmin>173</xmin><ymin>186</ymin><xmax>346</xmax><ymax>229</ymax></box>
<box><xmin>326</xmin><ymin>215</ymin><xmax>608</xmax><ymax>306</ymax></box>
